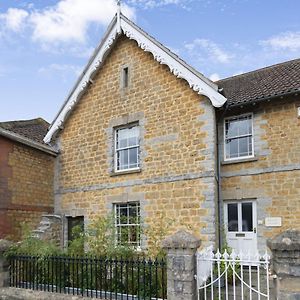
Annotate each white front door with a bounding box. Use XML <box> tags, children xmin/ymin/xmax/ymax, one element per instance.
<box><xmin>224</xmin><ymin>200</ymin><xmax>257</xmax><ymax>255</ymax></box>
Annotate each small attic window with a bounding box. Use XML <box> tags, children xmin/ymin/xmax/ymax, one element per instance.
<box><xmin>122</xmin><ymin>66</ymin><xmax>129</xmax><ymax>88</ymax></box>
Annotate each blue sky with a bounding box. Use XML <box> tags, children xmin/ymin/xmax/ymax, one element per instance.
<box><xmin>0</xmin><ymin>0</ymin><xmax>299</xmax><ymax>123</ymax></box>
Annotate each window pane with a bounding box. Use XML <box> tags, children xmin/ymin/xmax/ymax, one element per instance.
<box><xmin>240</xmin><ymin>136</ymin><xmax>253</xmax><ymax>157</ymax></box>
<box><xmin>129</xmin><ymin>203</ymin><xmax>137</xmax><ymax>217</ymax></box>
<box><xmin>117</xmin><ymin>126</ymin><xmax>139</xmax><ymax>148</ymax></box>
<box><xmin>248</xmin><ymin>137</ymin><xmax>252</xmax><ymax>154</ymax></box>
<box><xmin>129</xmin><ymin>148</ymin><xmax>138</xmax><ymax>168</ymax></box>
<box><xmin>239</xmin><ymin>136</ymin><xmax>249</xmax><ymax>156</ymax></box>
<box><xmin>129</xmin><ymin>204</ymin><xmax>139</xmax><ymax>224</ymax></box>
<box><xmin>226</xmin><ymin>116</ymin><xmax>252</xmax><ymax>138</ymax></box>
<box><xmin>119</xmin><ymin>206</ymin><xmax>128</xmax><ymax>224</ymax></box>
<box><xmin>226</xmin><ymin>138</ymin><xmax>239</xmax><ymax>158</ymax></box>
<box><xmin>226</xmin><ymin>119</ymin><xmax>239</xmax><ymax>138</ymax></box>
<box><xmin>128</xmin><ymin>137</ymin><xmax>137</xmax><ymax>147</ymax></box>
<box><xmin>242</xmin><ymin>202</ymin><xmax>253</xmax><ymax>232</ymax></box>
<box><xmin>227</xmin><ymin>203</ymin><xmax>238</xmax><ymax>232</ymax></box>
<box><xmin>238</xmin><ymin>117</ymin><xmax>251</xmax><ymax>136</ymax></box>
<box><xmin>129</xmin><ymin>226</ymin><xmax>139</xmax><ymax>244</ymax></box>
<box><xmin>119</xmin><ymin>227</ymin><xmax>128</xmax><ymax>244</ymax></box>
<box><xmin>118</xmin><ymin>136</ymin><xmax>128</xmax><ymax>148</ymax></box>
<box><xmin>118</xmin><ymin>149</ymin><xmax>129</xmax><ymax>170</ymax></box>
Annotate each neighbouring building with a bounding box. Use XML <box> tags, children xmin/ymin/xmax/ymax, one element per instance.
<box><xmin>217</xmin><ymin>62</ymin><xmax>300</xmax><ymax>253</ymax></box>
<box><xmin>0</xmin><ymin>118</ymin><xmax>57</xmax><ymax>240</ymax></box>
<box><xmin>42</xmin><ymin>12</ymin><xmax>300</xmax><ymax>254</ymax></box>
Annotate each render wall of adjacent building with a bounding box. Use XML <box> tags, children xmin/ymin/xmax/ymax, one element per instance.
<box><xmin>218</xmin><ymin>96</ymin><xmax>300</xmax><ymax>252</ymax></box>
<box><xmin>53</xmin><ymin>35</ymin><xmax>219</xmax><ymax>248</ymax></box>
<box><xmin>0</xmin><ymin>136</ymin><xmax>55</xmax><ymax>240</ymax></box>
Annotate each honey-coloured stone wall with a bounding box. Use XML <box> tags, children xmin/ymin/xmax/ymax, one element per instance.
<box><xmin>54</xmin><ymin>35</ymin><xmax>218</xmax><ymax>247</ymax></box>
<box><xmin>219</xmin><ymin>97</ymin><xmax>300</xmax><ymax>251</ymax></box>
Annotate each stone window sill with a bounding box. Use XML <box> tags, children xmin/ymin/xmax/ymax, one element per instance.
<box><xmin>221</xmin><ymin>157</ymin><xmax>258</xmax><ymax>165</ymax></box>
<box><xmin>110</xmin><ymin>168</ymin><xmax>141</xmax><ymax>177</ymax></box>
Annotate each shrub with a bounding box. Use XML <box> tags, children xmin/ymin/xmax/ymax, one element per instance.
<box><xmin>5</xmin><ymin>223</ymin><xmax>61</xmax><ymax>258</ymax></box>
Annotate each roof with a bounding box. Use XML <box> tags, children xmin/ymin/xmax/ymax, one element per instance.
<box><xmin>0</xmin><ymin>118</ymin><xmax>49</xmax><ymax>144</ymax></box>
<box><xmin>218</xmin><ymin>58</ymin><xmax>300</xmax><ymax>107</ymax></box>
<box><xmin>0</xmin><ymin>118</ymin><xmax>57</xmax><ymax>156</ymax></box>
<box><xmin>44</xmin><ymin>13</ymin><xmax>227</xmax><ymax>144</ymax></box>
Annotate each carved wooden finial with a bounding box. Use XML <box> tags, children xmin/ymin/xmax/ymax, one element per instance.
<box><xmin>116</xmin><ymin>0</ymin><xmax>121</xmax><ymax>33</ymax></box>
<box><xmin>117</xmin><ymin>0</ymin><xmax>121</xmax><ymax>13</ymax></box>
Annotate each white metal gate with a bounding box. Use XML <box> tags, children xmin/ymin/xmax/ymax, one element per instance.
<box><xmin>196</xmin><ymin>247</ymin><xmax>270</xmax><ymax>300</ymax></box>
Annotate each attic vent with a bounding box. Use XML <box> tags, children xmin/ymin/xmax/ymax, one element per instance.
<box><xmin>122</xmin><ymin>66</ymin><xmax>129</xmax><ymax>88</ymax></box>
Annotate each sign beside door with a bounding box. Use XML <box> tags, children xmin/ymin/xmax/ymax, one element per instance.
<box><xmin>224</xmin><ymin>200</ymin><xmax>257</xmax><ymax>255</ymax></box>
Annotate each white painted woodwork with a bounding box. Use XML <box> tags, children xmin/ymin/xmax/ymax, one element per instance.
<box><xmin>224</xmin><ymin>200</ymin><xmax>258</xmax><ymax>256</ymax></box>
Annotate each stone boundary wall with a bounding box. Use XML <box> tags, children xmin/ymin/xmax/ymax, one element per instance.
<box><xmin>268</xmin><ymin>229</ymin><xmax>300</xmax><ymax>300</ymax></box>
<box><xmin>0</xmin><ymin>288</ymin><xmax>99</xmax><ymax>300</ymax></box>
<box><xmin>1</xmin><ymin>230</ymin><xmax>300</xmax><ymax>300</ymax></box>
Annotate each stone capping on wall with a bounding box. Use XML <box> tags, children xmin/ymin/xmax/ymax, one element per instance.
<box><xmin>161</xmin><ymin>230</ymin><xmax>201</xmax><ymax>250</ymax></box>
<box><xmin>267</xmin><ymin>229</ymin><xmax>300</xmax><ymax>277</ymax></box>
<box><xmin>267</xmin><ymin>229</ymin><xmax>300</xmax><ymax>251</ymax></box>
<box><xmin>0</xmin><ymin>288</ymin><xmax>96</xmax><ymax>300</ymax></box>
<box><xmin>268</xmin><ymin>229</ymin><xmax>300</xmax><ymax>299</ymax></box>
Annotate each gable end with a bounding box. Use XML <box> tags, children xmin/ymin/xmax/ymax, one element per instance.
<box><xmin>44</xmin><ymin>14</ymin><xmax>226</xmax><ymax>144</ymax></box>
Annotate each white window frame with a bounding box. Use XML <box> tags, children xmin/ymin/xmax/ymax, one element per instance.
<box><xmin>224</xmin><ymin>113</ymin><xmax>254</xmax><ymax>161</ymax></box>
<box><xmin>114</xmin><ymin>202</ymin><xmax>141</xmax><ymax>248</ymax></box>
<box><xmin>114</xmin><ymin>124</ymin><xmax>140</xmax><ymax>173</ymax></box>
<box><xmin>224</xmin><ymin>200</ymin><xmax>256</xmax><ymax>233</ymax></box>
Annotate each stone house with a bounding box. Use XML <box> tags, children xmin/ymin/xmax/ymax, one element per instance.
<box><xmin>0</xmin><ymin>118</ymin><xmax>57</xmax><ymax>240</ymax></box>
<box><xmin>217</xmin><ymin>61</ymin><xmax>300</xmax><ymax>253</ymax></box>
<box><xmin>43</xmin><ymin>13</ymin><xmax>300</xmax><ymax>254</ymax></box>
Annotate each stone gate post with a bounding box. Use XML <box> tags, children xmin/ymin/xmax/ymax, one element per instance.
<box><xmin>0</xmin><ymin>240</ymin><xmax>12</xmax><ymax>288</ymax></box>
<box><xmin>268</xmin><ymin>229</ymin><xmax>300</xmax><ymax>300</ymax></box>
<box><xmin>161</xmin><ymin>230</ymin><xmax>201</xmax><ymax>300</ymax></box>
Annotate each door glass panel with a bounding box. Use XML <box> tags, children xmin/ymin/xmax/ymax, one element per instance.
<box><xmin>242</xmin><ymin>202</ymin><xmax>253</xmax><ymax>232</ymax></box>
<box><xmin>227</xmin><ymin>203</ymin><xmax>238</xmax><ymax>231</ymax></box>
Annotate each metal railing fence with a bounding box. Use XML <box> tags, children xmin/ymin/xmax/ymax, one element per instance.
<box><xmin>9</xmin><ymin>255</ymin><xmax>167</xmax><ymax>300</ymax></box>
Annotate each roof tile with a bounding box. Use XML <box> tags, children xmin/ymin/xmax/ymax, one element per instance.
<box><xmin>0</xmin><ymin>118</ymin><xmax>49</xmax><ymax>144</ymax></box>
<box><xmin>217</xmin><ymin>58</ymin><xmax>300</xmax><ymax>107</ymax></box>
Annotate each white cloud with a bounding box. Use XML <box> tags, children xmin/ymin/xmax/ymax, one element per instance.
<box><xmin>0</xmin><ymin>8</ymin><xmax>29</xmax><ymax>32</ymax></box>
<box><xmin>181</xmin><ymin>31</ymin><xmax>300</xmax><ymax>81</ymax></box>
<box><xmin>0</xmin><ymin>0</ymin><xmax>135</xmax><ymax>46</ymax></box>
<box><xmin>261</xmin><ymin>31</ymin><xmax>300</xmax><ymax>52</ymax></box>
<box><xmin>209</xmin><ymin>73</ymin><xmax>220</xmax><ymax>81</ymax></box>
<box><xmin>184</xmin><ymin>38</ymin><xmax>233</xmax><ymax>64</ymax></box>
<box><xmin>30</xmin><ymin>0</ymin><xmax>135</xmax><ymax>44</ymax></box>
